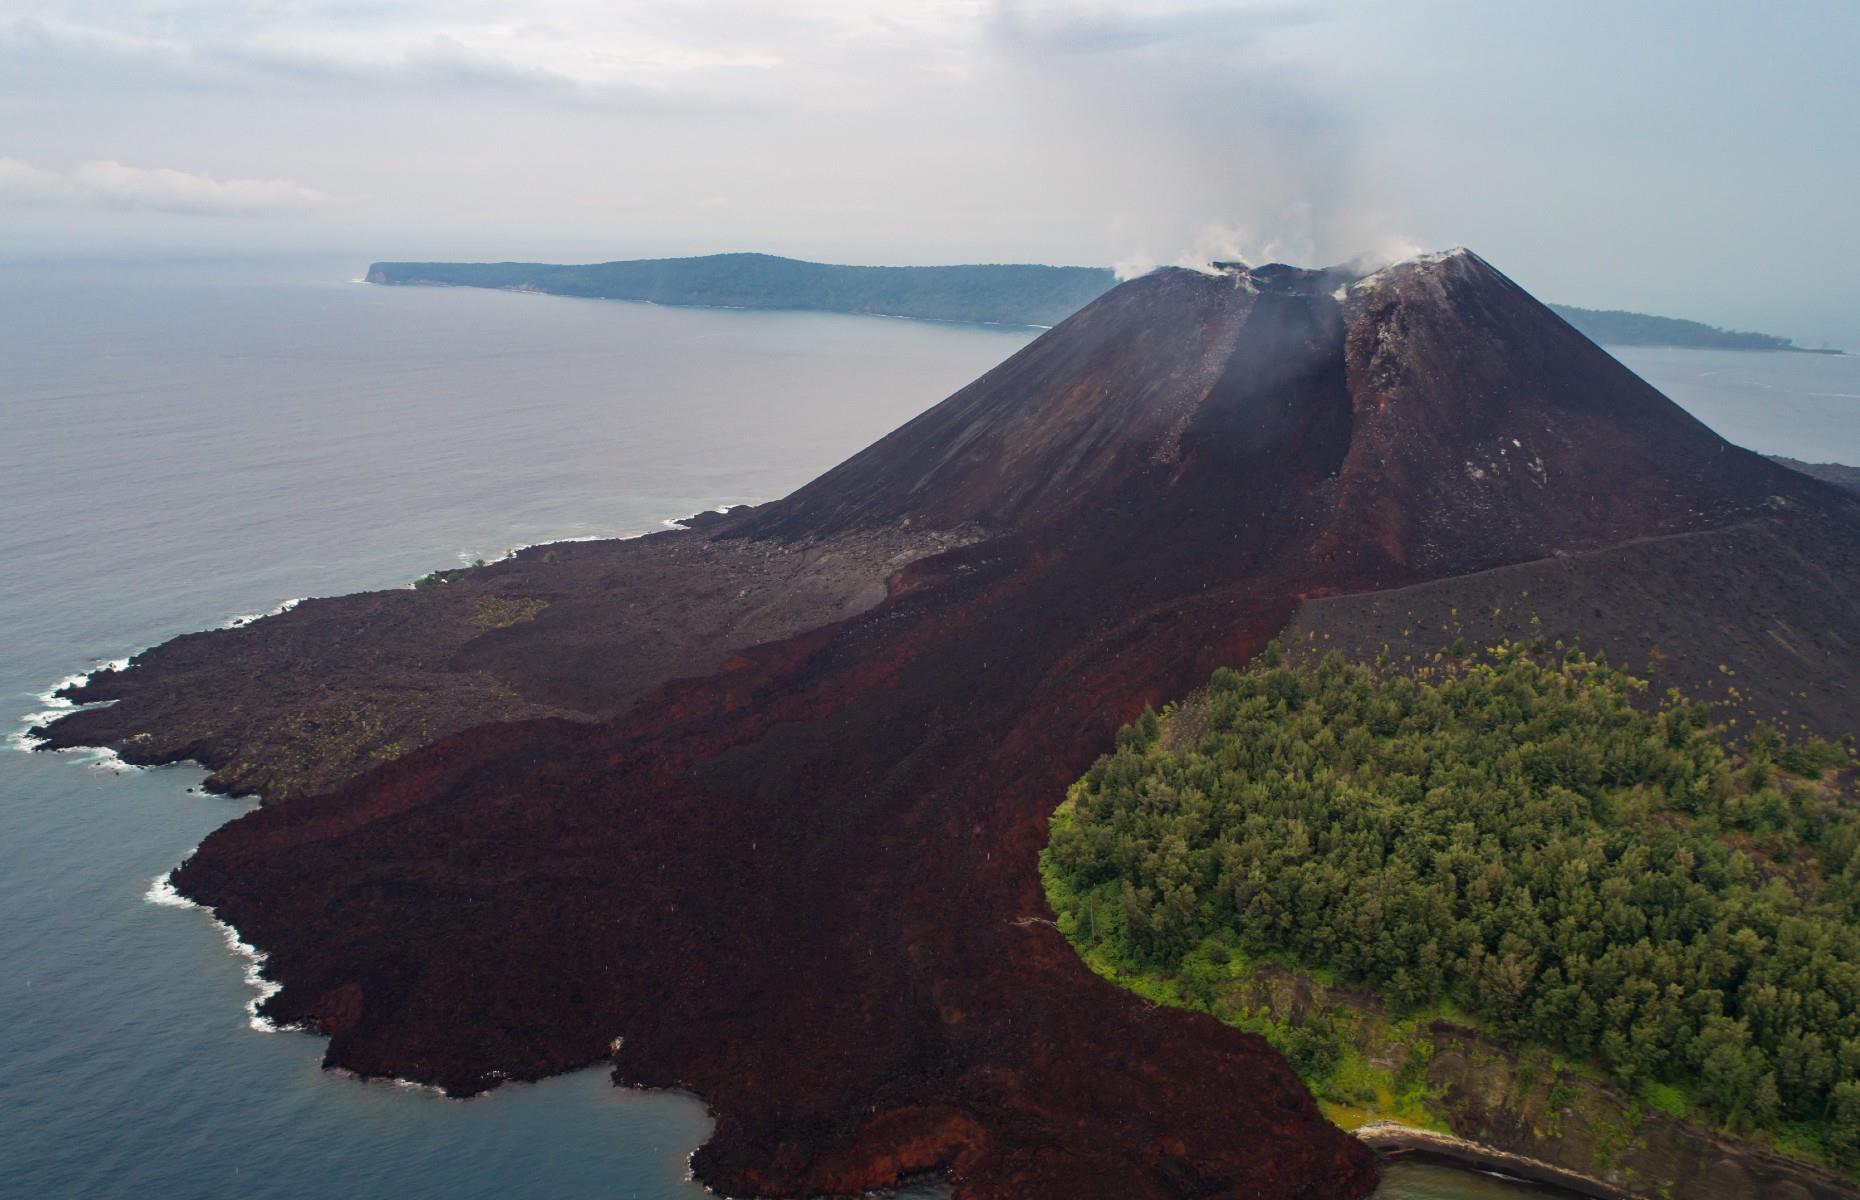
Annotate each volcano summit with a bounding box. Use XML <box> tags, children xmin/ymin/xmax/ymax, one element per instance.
<box><xmin>38</xmin><ymin>250</ymin><xmax>1860</xmax><ymax>1198</ymax></box>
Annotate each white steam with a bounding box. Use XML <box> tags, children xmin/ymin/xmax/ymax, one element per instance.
<box><xmin>1346</xmin><ymin>233</ymin><xmax>1428</xmax><ymax>273</ymax></box>
<box><xmin>1116</xmin><ymin>219</ymin><xmax>1429</xmax><ymax>280</ymax></box>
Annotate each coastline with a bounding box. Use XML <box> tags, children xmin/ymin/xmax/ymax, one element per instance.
<box><xmin>11</xmin><ymin>598</ymin><xmax>327</xmax><ymax>755</ymax></box>
<box><xmin>22</xmin><ymin>494</ymin><xmax>944</xmax><ymax>804</ymax></box>
<box><xmin>10</xmin><ymin>656</ymin><xmax>131</xmax><ymax>755</ymax></box>
<box><xmin>1356</xmin><ymin>1123</ymin><xmax>1633</xmax><ymax>1200</ymax></box>
<box><xmin>14</xmin><ymin>502</ymin><xmax>734</xmax><ymax>759</ymax></box>
<box><xmin>369</xmin><ymin>276</ymin><xmax>1059</xmax><ymax>332</ymax></box>
<box><xmin>13</xmin><ymin>501</ymin><xmax>745</xmax><ymax>1027</ymax></box>
<box><xmin>143</xmin><ymin>864</ymin><xmax>288</xmax><ymax>1035</ymax></box>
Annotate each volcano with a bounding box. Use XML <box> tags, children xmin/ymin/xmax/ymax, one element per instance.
<box><xmin>42</xmin><ymin>251</ymin><xmax>1860</xmax><ymax>1198</ymax></box>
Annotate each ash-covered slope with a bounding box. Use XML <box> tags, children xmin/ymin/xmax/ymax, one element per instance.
<box><xmin>46</xmin><ymin>251</ymin><xmax>1860</xmax><ymax>1200</ymax></box>
<box><xmin>752</xmin><ymin>249</ymin><xmax>1811</xmax><ymax>569</ymax></box>
<box><xmin>741</xmin><ymin>262</ymin><xmax>1342</xmax><ymax>536</ymax></box>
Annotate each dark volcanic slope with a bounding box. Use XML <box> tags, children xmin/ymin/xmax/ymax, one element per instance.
<box><xmin>1283</xmin><ymin>510</ymin><xmax>1860</xmax><ymax>743</ymax></box>
<box><xmin>41</xmin><ymin>523</ymin><xmax>961</xmax><ymax>799</ymax></box>
<box><xmin>46</xmin><ymin>251</ymin><xmax>1860</xmax><ymax>1199</ymax></box>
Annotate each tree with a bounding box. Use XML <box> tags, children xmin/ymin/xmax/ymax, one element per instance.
<box><xmin>1040</xmin><ymin>648</ymin><xmax>1860</xmax><ymax>1153</ymax></box>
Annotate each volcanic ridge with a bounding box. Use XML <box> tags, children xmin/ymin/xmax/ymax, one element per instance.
<box><xmin>38</xmin><ymin>249</ymin><xmax>1860</xmax><ymax>1199</ymax></box>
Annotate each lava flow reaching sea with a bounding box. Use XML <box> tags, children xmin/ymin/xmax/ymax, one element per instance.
<box><xmin>45</xmin><ymin>250</ymin><xmax>1860</xmax><ymax>1198</ymax></box>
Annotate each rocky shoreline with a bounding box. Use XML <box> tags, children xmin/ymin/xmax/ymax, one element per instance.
<box><xmin>34</xmin><ymin>519</ymin><xmax>967</xmax><ymax>800</ymax></box>
<box><xmin>1358</xmin><ymin>1113</ymin><xmax>1860</xmax><ymax>1200</ymax></box>
<box><xmin>1357</xmin><ymin>1124</ymin><xmax>1634</xmax><ymax>1199</ymax></box>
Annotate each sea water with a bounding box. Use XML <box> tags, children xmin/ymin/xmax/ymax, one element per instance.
<box><xmin>3</xmin><ymin>257</ymin><xmax>1852</xmax><ymax>1198</ymax></box>
<box><xmin>1610</xmin><ymin>344</ymin><xmax>1860</xmax><ymax>464</ymax></box>
<box><xmin>0</xmin><ymin>257</ymin><xmax>1015</xmax><ymax>1199</ymax></box>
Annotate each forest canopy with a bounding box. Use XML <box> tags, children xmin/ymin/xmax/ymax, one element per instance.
<box><xmin>1545</xmin><ymin>304</ymin><xmax>1800</xmax><ymax>350</ymax></box>
<box><xmin>365</xmin><ymin>254</ymin><xmax>1118</xmax><ymax>327</ymax></box>
<box><xmin>1042</xmin><ymin>648</ymin><xmax>1860</xmax><ymax>1163</ymax></box>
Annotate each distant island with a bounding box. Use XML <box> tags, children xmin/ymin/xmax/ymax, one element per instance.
<box><xmin>366</xmin><ymin>251</ymin><xmax>1838</xmax><ymax>351</ymax></box>
<box><xmin>1543</xmin><ymin>303</ymin><xmax>1835</xmax><ymax>353</ymax></box>
<box><xmin>365</xmin><ymin>252</ymin><xmax>1114</xmax><ymax>327</ymax></box>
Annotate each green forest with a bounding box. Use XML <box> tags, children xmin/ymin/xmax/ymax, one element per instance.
<box><xmin>1545</xmin><ymin>304</ymin><xmax>1801</xmax><ymax>351</ymax></box>
<box><xmin>1042</xmin><ymin>647</ymin><xmax>1860</xmax><ymax>1165</ymax></box>
<box><xmin>366</xmin><ymin>253</ymin><xmax>1118</xmax><ymax>328</ymax></box>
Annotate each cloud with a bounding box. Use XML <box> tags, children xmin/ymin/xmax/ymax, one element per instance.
<box><xmin>0</xmin><ymin>12</ymin><xmax>764</xmax><ymax>110</ymax></box>
<box><xmin>0</xmin><ymin>2</ymin><xmax>1412</xmax><ymax>264</ymax></box>
<box><xmin>0</xmin><ymin>157</ymin><xmax>69</xmax><ymax>204</ymax></box>
<box><xmin>0</xmin><ymin>157</ymin><xmax>331</xmax><ymax>217</ymax></box>
<box><xmin>991</xmin><ymin>0</ymin><xmax>1328</xmax><ymax>55</ymax></box>
<box><xmin>983</xmin><ymin>1</ymin><xmax>1398</xmax><ymax>270</ymax></box>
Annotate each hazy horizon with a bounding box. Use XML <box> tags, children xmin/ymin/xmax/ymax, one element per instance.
<box><xmin>3</xmin><ymin>1</ymin><xmax>1856</xmax><ymax>348</ymax></box>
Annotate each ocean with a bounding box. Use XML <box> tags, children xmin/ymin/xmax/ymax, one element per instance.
<box><xmin>2</xmin><ymin>257</ymin><xmax>1853</xmax><ymax>1199</ymax></box>
<box><xmin>1608</xmin><ymin>344</ymin><xmax>1860</xmax><ymax>464</ymax></box>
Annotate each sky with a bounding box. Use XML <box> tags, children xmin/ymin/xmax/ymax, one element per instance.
<box><xmin>2</xmin><ymin>0</ymin><xmax>1856</xmax><ymax>346</ymax></box>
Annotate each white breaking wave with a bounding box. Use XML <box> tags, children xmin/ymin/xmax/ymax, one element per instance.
<box><xmin>77</xmin><ymin>745</ymin><xmax>141</xmax><ymax>774</ymax></box>
<box><xmin>450</xmin><ymin>532</ymin><xmax>627</xmax><ymax>571</ymax></box>
<box><xmin>660</xmin><ymin>504</ymin><xmax>744</xmax><ymax>531</ymax></box>
<box><xmin>148</xmin><ymin>870</ymin><xmax>478</xmax><ymax>1095</ymax></box>
<box><xmin>144</xmin><ymin>866</ymin><xmax>295</xmax><ymax>1034</ymax></box>
<box><xmin>504</xmin><ymin>533</ymin><xmax>611</xmax><ymax>556</ymax></box>
<box><xmin>219</xmin><ymin>597</ymin><xmax>302</xmax><ymax>629</ymax></box>
<box><xmin>328</xmin><ymin>1067</ymin><xmax>455</xmax><ymax>1098</ymax></box>
<box><xmin>446</xmin><ymin>507</ymin><xmax>747</xmax><ymax>556</ymax></box>
<box><xmin>143</xmin><ymin>868</ymin><xmax>197</xmax><ymax>909</ymax></box>
<box><xmin>7</xmin><ymin>716</ymin><xmax>61</xmax><ymax>754</ymax></box>
<box><xmin>10</xmin><ymin>656</ymin><xmax>132</xmax><ymax>754</ymax></box>
<box><xmin>17</xmin><ymin>593</ymin><xmax>302</xmax><ymax>753</ymax></box>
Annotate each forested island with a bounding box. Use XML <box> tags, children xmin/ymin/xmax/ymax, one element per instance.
<box><xmin>366</xmin><ymin>252</ymin><xmax>1832</xmax><ymax>350</ymax></box>
<box><xmin>1543</xmin><ymin>304</ymin><xmax>1820</xmax><ymax>351</ymax></box>
<box><xmin>365</xmin><ymin>252</ymin><xmax>1115</xmax><ymax>327</ymax></box>
<box><xmin>1044</xmin><ymin>647</ymin><xmax>1860</xmax><ymax>1191</ymax></box>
